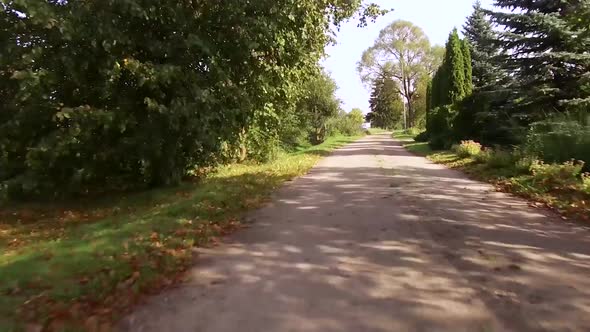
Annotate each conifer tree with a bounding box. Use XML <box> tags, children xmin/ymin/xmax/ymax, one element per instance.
<box><xmin>461</xmin><ymin>38</ymin><xmax>473</xmax><ymax>96</ymax></box>
<box><xmin>368</xmin><ymin>72</ymin><xmax>404</xmax><ymax>129</ymax></box>
<box><xmin>463</xmin><ymin>1</ymin><xmax>500</xmax><ymax>90</ymax></box>
<box><xmin>444</xmin><ymin>29</ymin><xmax>466</xmax><ymax>103</ymax></box>
<box><xmin>488</xmin><ymin>0</ymin><xmax>590</xmax><ymax>114</ymax></box>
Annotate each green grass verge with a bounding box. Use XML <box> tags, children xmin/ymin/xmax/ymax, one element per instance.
<box><xmin>0</xmin><ymin>135</ymin><xmax>360</xmax><ymax>331</ymax></box>
<box><xmin>403</xmin><ymin>142</ymin><xmax>433</xmax><ymax>156</ymax></box>
<box><xmin>400</xmin><ymin>141</ymin><xmax>590</xmax><ymax>222</ymax></box>
<box><xmin>391</xmin><ymin>130</ymin><xmax>416</xmax><ymax>141</ymax></box>
<box><xmin>366</xmin><ymin>128</ymin><xmax>388</xmax><ymax>135</ymax></box>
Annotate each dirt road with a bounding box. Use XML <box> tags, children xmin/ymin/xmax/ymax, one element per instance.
<box><xmin>119</xmin><ymin>134</ymin><xmax>590</xmax><ymax>332</ymax></box>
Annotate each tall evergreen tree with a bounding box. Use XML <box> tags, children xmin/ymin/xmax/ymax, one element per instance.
<box><xmin>426</xmin><ymin>80</ymin><xmax>432</xmax><ymax>115</ymax></box>
<box><xmin>461</xmin><ymin>38</ymin><xmax>473</xmax><ymax>96</ymax></box>
<box><xmin>488</xmin><ymin>0</ymin><xmax>590</xmax><ymax>116</ymax></box>
<box><xmin>463</xmin><ymin>1</ymin><xmax>501</xmax><ymax>90</ymax></box>
<box><xmin>430</xmin><ymin>65</ymin><xmax>448</xmax><ymax>109</ymax></box>
<box><xmin>444</xmin><ymin>29</ymin><xmax>466</xmax><ymax>103</ymax></box>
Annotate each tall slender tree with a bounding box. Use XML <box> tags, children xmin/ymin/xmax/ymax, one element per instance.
<box><xmin>463</xmin><ymin>1</ymin><xmax>501</xmax><ymax>90</ymax></box>
<box><xmin>461</xmin><ymin>38</ymin><xmax>473</xmax><ymax>96</ymax></box>
<box><xmin>444</xmin><ymin>28</ymin><xmax>466</xmax><ymax>104</ymax></box>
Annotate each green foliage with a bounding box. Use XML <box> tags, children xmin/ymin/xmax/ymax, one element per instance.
<box><xmin>427</xmin><ymin>106</ymin><xmax>456</xmax><ymax>149</ymax></box>
<box><xmin>452</xmin><ymin>140</ymin><xmax>482</xmax><ymax>158</ymax></box>
<box><xmin>453</xmin><ymin>91</ymin><xmax>523</xmax><ymax>146</ymax></box>
<box><xmin>428</xmin><ymin>28</ymin><xmax>475</xmax><ymax>148</ymax></box>
<box><xmin>367</xmin><ymin>71</ymin><xmax>404</xmax><ymax>129</ymax></box>
<box><xmin>404</xmin><ymin>127</ymin><xmax>422</xmax><ymax>137</ymax></box>
<box><xmin>414</xmin><ymin>131</ymin><xmax>429</xmax><ymax>142</ymax></box>
<box><xmin>0</xmin><ymin>0</ymin><xmax>386</xmax><ymax>199</ymax></box>
<box><xmin>530</xmin><ymin>160</ymin><xmax>585</xmax><ymax>191</ymax></box>
<box><xmin>431</xmin><ymin>66</ymin><xmax>448</xmax><ymax>110</ymax></box>
<box><xmin>358</xmin><ymin>20</ymin><xmax>439</xmax><ymax>128</ymax></box>
<box><xmin>523</xmin><ymin>117</ymin><xmax>590</xmax><ymax>169</ymax></box>
<box><xmin>444</xmin><ymin>29</ymin><xmax>467</xmax><ymax>103</ymax></box>
<box><xmin>430</xmin><ymin>30</ymin><xmax>472</xmax><ymax>109</ymax></box>
<box><xmin>488</xmin><ymin>0</ymin><xmax>590</xmax><ymax>116</ymax></box>
<box><xmin>348</xmin><ymin>108</ymin><xmax>366</xmax><ymax>126</ymax></box>
<box><xmin>328</xmin><ymin>109</ymin><xmax>366</xmax><ymax>136</ymax></box>
<box><xmin>297</xmin><ymin>71</ymin><xmax>342</xmax><ymax>144</ymax></box>
<box><xmin>582</xmin><ymin>173</ymin><xmax>590</xmax><ymax>194</ymax></box>
<box><xmin>412</xmin><ymin>76</ymin><xmax>430</xmax><ymax>128</ymax></box>
<box><xmin>485</xmin><ymin>149</ymin><xmax>518</xmax><ymax>169</ymax></box>
<box><xmin>461</xmin><ymin>39</ymin><xmax>473</xmax><ymax>96</ymax></box>
<box><xmin>405</xmin><ymin>138</ymin><xmax>590</xmax><ymax>220</ymax></box>
<box><xmin>463</xmin><ymin>1</ymin><xmax>501</xmax><ymax>90</ymax></box>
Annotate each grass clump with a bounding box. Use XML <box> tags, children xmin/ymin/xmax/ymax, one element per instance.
<box><xmin>367</xmin><ymin>127</ymin><xmax>388</xmax><ymax>135</ymax></box>
<box><xmin>392</xmin><ymin>129</ymin><xmax>423</xmax><ymax>141</ymax></box>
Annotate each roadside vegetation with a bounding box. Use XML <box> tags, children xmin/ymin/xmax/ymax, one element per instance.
<box><xmin>0</xmin><ymin>135</ymin><xmax>360</xmax><ymax>331</ymax></box>
<box><xmin>394</xmin><ymin>134</ymin><xmax>590</xmax><ymax>222</ymax></box>
<box><xmin>383</xmin><ymin>1</ymin><xmax>589</xmax><ymax>223</ymax></box>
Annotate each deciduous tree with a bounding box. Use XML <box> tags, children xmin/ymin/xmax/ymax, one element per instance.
<box><xmin>358</xmin><ymin>20</ymin><xmax>436</xmax><ymax>128</ymax></box>
<box><xmin>0</xmin><ymin>0</ymin><xmax>387</xmax><ymax>198</ymax></box>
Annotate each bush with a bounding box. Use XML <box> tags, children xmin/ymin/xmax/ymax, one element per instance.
<box><xmin>453</xmin><ymin>140</ymin><xmax>482</xmax><ymax>158</ymax></box>
<box><xmin>486</xmin><ymin>149</ymin><xmax>518</xmax><ymax>169</ymax></box>
<box><xmin>473</xmin><ymin>148</ymin><xmax>492</xmax><ymax>164</ymax></box>
<box><xmin>452</xmin><ymin>91</ymin><xmax>522</xmax><ymax>146</ymax></box>
<box><xmin>427</xmin><ymin>106</ymin><xmax>456</xmax><ymax>149</ymax></box>
<box><xmin>524</xmin><ymin>117</ymin><xmax>590</xmax><ymax>170</ymax></box>
<box><xmin>529</xmin><ymin>160</ymin><xmax>585</xmax><ymax>191</ymax></box>
<box><xmin>327</xmin><ymin>110</ymin><xmax>365</xmax><ymax>137</ymax></box>
<box><xmin>472</xmin><ymin>147</ymin><xmax>536</xmax><ymax>175</ymax></box>
<box><xmin>514</xmin><ymin>155</ymin><xmax>537</xmax><ymax>174</ymax></box>
<box><xmin>404</xmin><ymin>127</ymin><xmax>422</xmax><ymax>136</ymax></box>
<box><xmin>582</xmin><ymin>173</ymin><xmax>590</xmax><ymax>193</ymax></box>
<box><xmin>414</xmin><ymin>131</ymin><xmax>429</xmax><ymax>142</ymax></box>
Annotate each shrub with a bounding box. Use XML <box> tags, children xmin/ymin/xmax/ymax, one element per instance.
<box><xmin>427</xmin><ymin>106</ymin><xmax>456</xmax><ymax>149</ymax></box>
<box><xmin>582</xmin><ymin>173</ymin><xmax>590</xmax><ymax>193</ymax></box>
<box><xmin>529</xmin><ymin>160</ymin><xmax>585</xmax><ymax>191</ymax></box>
<box><xmin>453</xmin><ymin>140</ymin><xmax>482</xmax><ymax>158</ymax></box>
<box><xmin>486</xmin><ymin>149</ymin><xmax>518</xmax><ymax>169</ymax></box>
<box><xmin>524</xmin><ymin>117</ymin><xmax>590</xmax><ymax>170</ymax></box>
<box><xmin>452</xmin><ymin>91</ymin><xmax>522</xmax><ymax>146</ymax></box>
<box><xmin>514</xmin><ymin>156</ymin><xmax>537</xmax><ymax>174</ymax></box>
<box><xmin>414</xmin><ymin>131</ymin><xmax>429</xmax><ymax>142</ymax></box>
<box><xmin>327</xmin><ymin>112</ymin><xmax>365</xmax><ymax>137</ymax></box>
<box><xmin>474</xmin><ymin>148</ymin><xmax>492</xmax><ymax>164</ymax></box>
<box><xmin>404</xmin><ymin>127</ymin><xmax>422</xmax><ymax>136</ymax></box>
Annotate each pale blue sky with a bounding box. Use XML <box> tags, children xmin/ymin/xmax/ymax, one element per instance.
<box><xmin>322</xmin><ymin>0</ymin><xmax>494</xmax><ymax>114</ymax></box>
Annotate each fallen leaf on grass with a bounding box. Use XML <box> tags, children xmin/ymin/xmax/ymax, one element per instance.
<box><xmin>25</xmin><ymin>323</ymin><xmax>42</xmax><ymax>332</ymax></box>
